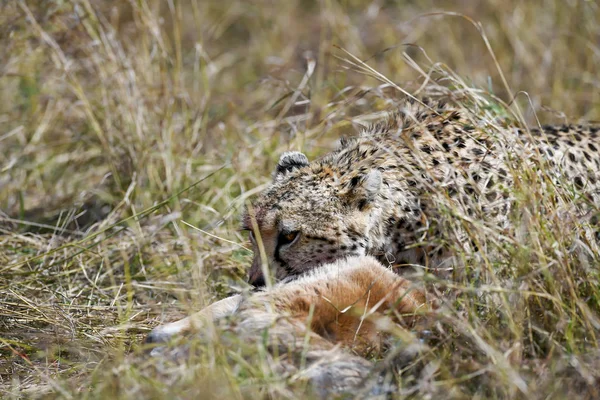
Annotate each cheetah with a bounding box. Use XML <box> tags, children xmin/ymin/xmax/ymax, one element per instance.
<box><xmin>243</xmin><ymin>99</ymin><xmax>600</xmax><ymax>286</ymax></box>
<box><xmin>146</xmin><ymin>256</ymin><xmax>433</xmax><ymax>398</ymax></box>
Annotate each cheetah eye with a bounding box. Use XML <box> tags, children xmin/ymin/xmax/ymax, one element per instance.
<box><xmin>248</xmin><ymin>230</ymin><xmax>256</xmax><ymax>244</ymax></box>
<box><xmin>278</xmin><ymin>231</ymin><xmax>299</xmax><ymax>246</ymax></box>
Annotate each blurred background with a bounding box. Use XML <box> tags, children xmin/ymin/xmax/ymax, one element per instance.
<box><xmin>2</xmin><ymin>1</ymin><xmax>599</xmax><ymax>223</ymax></box>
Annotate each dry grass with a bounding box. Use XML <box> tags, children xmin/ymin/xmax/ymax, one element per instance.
<box><xmin>1</xmin><ymin>0</ymin><xmax>600</xmax><ymax>398</ymax></box>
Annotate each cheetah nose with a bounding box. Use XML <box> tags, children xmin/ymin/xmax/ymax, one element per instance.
<box><xmin>247</xmin><ymin>258</ymin><xmax>267</xmax><ymax>288</ymax></box>
<box><xmin>248</xmin><ymin>271</ymin><xmax>266</xmax><ymax>289</ymax></box>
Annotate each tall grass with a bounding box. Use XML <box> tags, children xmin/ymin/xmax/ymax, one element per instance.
<box><xmin>1</xmin><ymin>0</ymin><xmax>599</xmax><ymax>398</ymax></box>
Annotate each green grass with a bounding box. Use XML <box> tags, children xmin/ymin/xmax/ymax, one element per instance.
<box><xmin>1</xmin><ymin>0</ymin><xmax>600</xmax><ymax>398</ymax></box>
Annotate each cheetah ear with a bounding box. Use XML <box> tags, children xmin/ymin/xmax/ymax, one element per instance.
<box><xmin>344</xmin><ymin>170</ymin><xmax>382</xmax><ymax>211</ymax></box>
<box><xmin>274</xmin><ymin>151</ymin><xmax>309</xmax><ymax>180</ymax></box>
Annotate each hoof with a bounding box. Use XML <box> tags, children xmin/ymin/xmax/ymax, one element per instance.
<box><xmin>145</xmin><ymin>329</ymin><xmax>172</xmax><ymax>344</ymax></box>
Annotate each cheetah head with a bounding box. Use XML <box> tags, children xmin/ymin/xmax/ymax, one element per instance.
<box><xmin>243</xmin><ymin>151</ymin><xmax>383</xmax><ymax>287</ymax></box>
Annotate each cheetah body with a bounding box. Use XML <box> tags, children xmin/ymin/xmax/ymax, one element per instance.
<box><xmin>244</xmin><ymin>100</ymin><xmax>600</xmax><ymax>285</ymax></box>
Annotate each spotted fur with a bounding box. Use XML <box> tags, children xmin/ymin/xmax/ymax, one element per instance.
<box><xmin>244</xmin><ymin>99</ymin><xmax>600</xmax><ymax>285</ymax></box>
